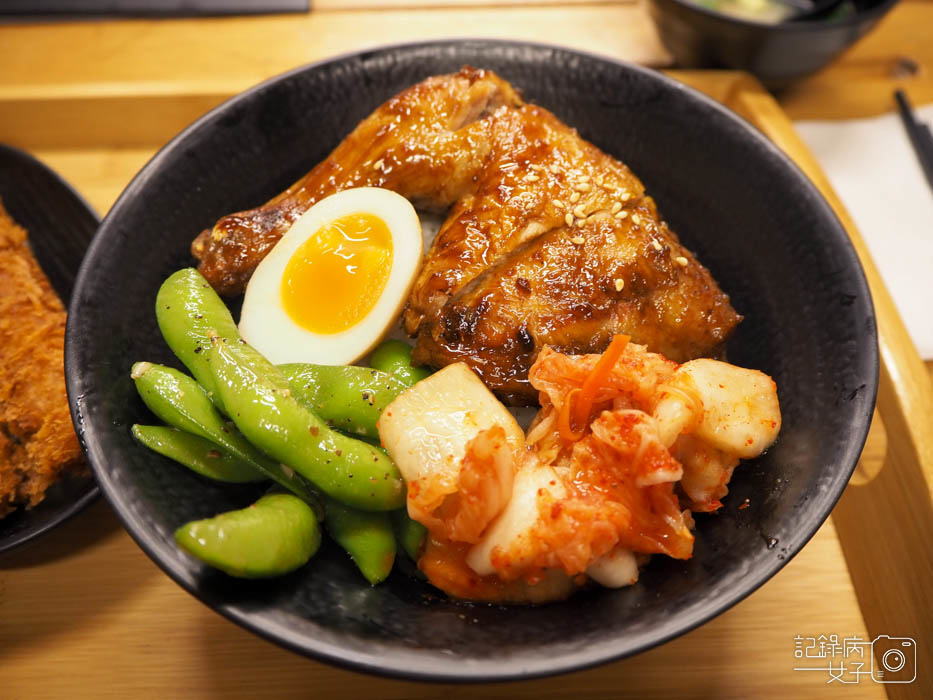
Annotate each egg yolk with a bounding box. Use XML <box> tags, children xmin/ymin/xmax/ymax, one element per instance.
<box><xmin>281</xmin><ymin>213</ymin><xmax>393</xmax><ymax>334</ymax></box>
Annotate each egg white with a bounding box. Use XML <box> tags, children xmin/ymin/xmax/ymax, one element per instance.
<box><xmin>238</xmin><ymin>187</ymin><xmax>422</xmax><ymax>366</ymax></box>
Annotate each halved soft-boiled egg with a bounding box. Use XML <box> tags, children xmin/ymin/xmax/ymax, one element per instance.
<box><xmin>238</xmin><ymin>187</ymin><xmax>422</xmax><ymax>365</ymax></box>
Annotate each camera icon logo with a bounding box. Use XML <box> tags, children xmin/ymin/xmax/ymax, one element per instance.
<box><xmin>871</xmin><ymin>635</ymin><xmax>917</xmax><ymax>684</ymax></box>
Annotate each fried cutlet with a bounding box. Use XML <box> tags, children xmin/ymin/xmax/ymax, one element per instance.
<box><xmin>0</xmin><ymin>200</ymin><xmax>85</xmax><ymax>518</ymax></box>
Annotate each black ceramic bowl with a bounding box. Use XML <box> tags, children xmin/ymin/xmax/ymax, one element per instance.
<box><xmin>0</xmin><ymin>143</ymin><xmax>99</xmax><ymax>554</ymax></box>
<box><xmin>65</xmin><ymin>41</ymin><xmax>877</xmax><ymax>681</ymax></box>
<box><xmin>647</xmin><ymin>0</ymin><xmax>900</xmax><ymax>88</ymax></box>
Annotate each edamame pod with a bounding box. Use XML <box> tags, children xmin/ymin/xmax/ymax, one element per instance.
<box><xmin>279</xmin><ymin>363</ymin><xmax>407</xmax><ymax>440</ymax></box>
<box><xmin>155</xmin><ymin>268</ymin><xmax>241</xmax><ymax>412</ymax></box>
<box><xmin>131</xmin><ymin>424</ymin><xmax>264</xmax><ymax>483</ymax></box>
<box><xmin>369</xmin><ymin>340</ymin><xmax>431</xmax><ymax>387</ymax></box>
<box><xmin>325</xmin><ymin>499</ymin><xmax>396</xmax><ymax>585</ymax></box>
<box><xmin>207</xmin><ymin>338</ymin><xmax>405</xmax><ymax>511</ymax></box>
<box><xmin>175</xmin><ymin>492</ymin><xmax>321</xmax><ymax>578</ymax></box>
<box><xmin>391</xmin><ymin>509</ymin><xmax>428</xmax><ymax>561</ymax></box>
<box><xmin>131</xmin><ymin>361</ymin><xmax>323</xmax><ymax>513</ymax></box>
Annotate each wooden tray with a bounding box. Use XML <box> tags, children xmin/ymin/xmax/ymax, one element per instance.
<box><xmin>0</xmin><ymin>65</ymin><xmax>929</xmax><ymax>699</ymax></box>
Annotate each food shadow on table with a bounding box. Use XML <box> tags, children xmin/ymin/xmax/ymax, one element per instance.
<box><xmin>0</xmin><ymin>493</ymin><xmax>116</xmax><ymax>570</ymax></box>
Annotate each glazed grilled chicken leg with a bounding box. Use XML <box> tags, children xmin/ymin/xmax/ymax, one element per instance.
<box><xmin>192</xmin><ymin>68</ymin><xmax>740</xmax><ymax>403</ymax></box>
<box><xmin>192</xmin><ymin>68</ymin><xmax>521</xmax><ymax>296</ymax></box>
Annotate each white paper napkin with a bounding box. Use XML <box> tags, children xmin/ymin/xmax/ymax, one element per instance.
<box><xmin>794</xmin><ymin>105</ymin><xmax>933</xmax><ymax>359</ymax></box>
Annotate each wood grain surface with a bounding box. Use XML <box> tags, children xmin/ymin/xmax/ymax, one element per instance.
<box><xmin>0</xmin><ymin>2</ymin><xmax>931</xmax><ymax>698</ymax></box>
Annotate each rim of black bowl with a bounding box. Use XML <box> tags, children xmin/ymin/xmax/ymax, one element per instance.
<box><xmin>0</xmin><ymin>142</ymin><xmax>100</xmax><ymax>555</ymax></box>
<box><xmin>65</xmin><ymin>39</ymin><xmax>879</xmax><ymax>682</ymax></box>
<box><xmin>657</xmin><ymin>0</ymin><xmax>900</xmax><ymax>30</ymax></box>
<box><xmin>0</xmin><ymin>142</ymin><xmax>99</xmax><ymax>215</ymax></box>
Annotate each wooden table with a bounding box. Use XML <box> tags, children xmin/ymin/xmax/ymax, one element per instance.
<box><xmin>1</xmin><ymin>3</ymin><xmax>931</xmax><ymax>698</ymax></box>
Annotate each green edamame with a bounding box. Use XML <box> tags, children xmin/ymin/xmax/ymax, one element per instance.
<box><xmin>324</xmin><ymin>499</ymin><xmax>396</xmax><ymax>585</ymax></box>
<box><xmin>155</xmin><ymin>268</ymin><xmax>241</xmax><ymax>413</ymax></box>
<box><xmin>131</xmin><ymin>424</ymin><xmax>264</xmax><ymax>483</ymax></box>
<box><xmin>369</xmin><ymin>340</ymin><xmax>431</xmax><ymax>387</ymax></box>
<box><xmin>207</xmin><ymin>338</ymin><xmax>405</xmax><ymax>511</ymax></box>
<box><xmin>278</xmin><ymin>363</ymin><xmax>407</xmax><ymax>440</ymax></box>
<box><xmin>131</xmin><ymin>361</ymin><xmax>323</xmax><ymax>512</ymax></box>
<box><xmin>148</xmin><ymin>267</ymin><xmax>424</xmax><ymax>584</ymax></box>
<box><xmin>175</xmin><ymin>492</ymin><xmax>321</xmax><ymax>578</ymax></box>
<box><xmin>391</xmin><ymin>509</ymin><xmax>427</xmax><ymax>561</ymax></box>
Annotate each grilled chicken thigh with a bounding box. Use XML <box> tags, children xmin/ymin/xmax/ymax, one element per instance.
<box><xmin>192</xmin><ymin>67</ymin><xmax>740</xmax><ymax>403</ymax></box>
<box><xmin>405</xmin><ymin>103</ymin><xmax>740</xmax><ymax>403</ymax></box>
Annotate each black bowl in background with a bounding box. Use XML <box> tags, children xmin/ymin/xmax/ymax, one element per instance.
<box><xmin>0</xmin><ymin>143</ymin><xmax>99</xmax><ymax>554</ymax></box>
<box><xmin>65</xmin><ymin>41</ymin><xmax>877</xmax><ymax>681</ymax></box>
<box><xmin>647</xmin><ymin>0</ymin><xmax>900</xmax><ymax>88</ymax></box>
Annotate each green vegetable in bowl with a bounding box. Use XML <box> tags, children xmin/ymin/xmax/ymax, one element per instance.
<box><xmin>369</xmin><ymin>339</ymin><xmax>431</xmax><ymax>387</ymax></box>
<box><xmin>324</xmin><ymin>500</ymin><xmax>397</xmax><ymax>585</ymax></box>
<box><xmin>175</xmin><ymin>492</ymin><xmax>321</xmax><ymax>578</ymax></box>
<box><xmin>279</xmin><ymin>363</ymin><xmax>407</xmax><ymax>440</ymax></box>
<box><xmin>136</xmin><ymin>267</ymin><xmax>428</xmax><ymax>582</ymax></box>
<box><xmin>391</xmin><ymin>509</ymin><xmax>428</xmax><ymax>561</ymax></box>
<box><xmin>136</xmin><ymin>415</ymin><xmax>393</xmax><ymax>579</ymax></box>
<box><xmin>155</xmin><ymin>268</ymin><xmax>241</xmax><ymax>413</ymax></box>
<box><xmin>131</xmin><ymin>361</ymin><xmax>322</xmax><ymax>511</ymax></box>
<box><xmin>131</xmin><ymin>424</ymin><xmax>264</xmax><ymax>483</ymax></box>
<box><xmin>207</xmin><ymin>337</ymin><xmax>406</xmax><ymax>512</ymax></box>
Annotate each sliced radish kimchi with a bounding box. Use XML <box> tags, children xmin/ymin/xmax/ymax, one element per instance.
<box><xmin>378</xmin><ymin>336</ymin><xmax>781</xmax><ymax>604</ymax></box>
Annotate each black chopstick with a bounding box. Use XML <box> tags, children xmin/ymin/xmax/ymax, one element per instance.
<box><xmin>894</xmin><ymin>89</ymin><xmax>933</xmax><ymax>196</ymax></box>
